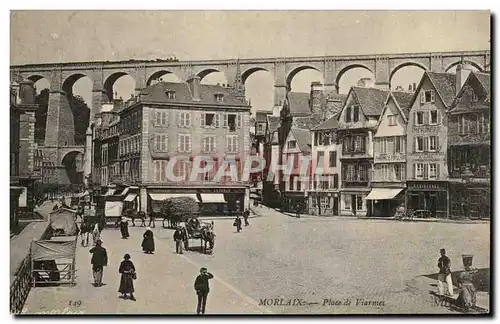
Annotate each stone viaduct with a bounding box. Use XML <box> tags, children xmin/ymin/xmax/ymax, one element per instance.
<box><xmin>10</xmin><ymin>50</ymin><xmax>490</xmax><ymax>184</ymax></box>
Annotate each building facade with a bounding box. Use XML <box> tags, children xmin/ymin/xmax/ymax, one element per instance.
<box><xmin>309</xmin><ymin>116</ymin><xmax>340</xmax><ymax>216</ymax></box>
<box><xmin>337</xmin><ymin>87</ymin><xmax>389</xmax><ymax>216</ymax></box>
<box><xmin>447</xmin><ymin>70</ymin><xmax>490</xmax><ymax>219</ymax></box>
<box><xmin>368</xmin><ymin>91</ymin><xmax>413</xmax><ymax>217</ymax></box>
<box><xmin>114</xmin><ymin>76</ymin><xmax>252</xmax><ymax>216</ymax></box>
<box><xmin>405</xmin><ymin>71</ymin><xmax>456</xmax><ymax>219</ymax></box>
<box><xmin>280</xmin><ymin>128</ymin><xmax>311</xmax><ymax>212</ymax></box>
<box><xmin>10</xmin><ymin>83</ymin><xmax>23</xmax><ymax>228</ymax></box>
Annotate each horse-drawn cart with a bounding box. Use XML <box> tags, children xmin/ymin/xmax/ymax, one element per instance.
<box><xmin>183</xmin><ymin>218</ymin><xmax>215</xmax><ymax>254</ymax></box>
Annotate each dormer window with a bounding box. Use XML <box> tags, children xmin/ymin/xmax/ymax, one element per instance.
<box><xmin>472</xmin><ymin>92</ymin><xmax>479</xmax><ymax>102</ymax></box>
<box><xmin>166</xmin><ymin>90</ymin><xmax>176</xmax><ymax>99</ymax></box>
<box><xmin>214</xmin><ymin>93</ymin><xmax>224</xmax><ymax>102</ymax></box>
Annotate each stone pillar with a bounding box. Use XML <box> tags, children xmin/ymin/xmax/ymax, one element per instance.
<box><xmin>273</xmin><ymin>61</ymin><xmax>287</xmax><ymax>110</ymax></box>
<box><xmin>324</xmin><ymin>59</ymin><xmax>339</xmax><ymax>95</ymax></box>
<box><xmin>90</xmin><ymin>68</ymin><xmax>107</xmax><ymax>120</ymax></box>
<box><xmin>140</xmin><ymin>187</ymin><xmax>148</xmax><ymax>213</ymax></box>
<box><xmin>83</xmin><ymin>126</ymin><xmax>93</xmax><ymax>186</ymax></box>
<box><xmin>430</xmin><ymin>55</ymin><xmax>444</xmax><ymax>73</ymax></box>
<box><xmin>374</xmin><ymin>58</ymin><xmax>390</xmax><ymax>90</ymax></box>
<box><xmin>132</xmin><ymin>64</ymin><xmax>147</xmax><ymax>96</ymax></box>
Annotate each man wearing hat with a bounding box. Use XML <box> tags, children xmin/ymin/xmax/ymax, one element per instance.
<box><xmin>194</xmin><ymin>267</ymin><xmax>214</xmax><ymax>314</ymax></box>
<box><xmin>437</xmin><ymin>248</ymin><xmax>454</xmax><ymax>296</ymax></box>
<box><xmin>89</xmin><ymin>239</ymin><xmax>108</xmax><ymax>287</ymax></box>
<box><xmin>173</xmin><ymin>226</ymin><xmax>185</xmax><ymax>254</ymax></box>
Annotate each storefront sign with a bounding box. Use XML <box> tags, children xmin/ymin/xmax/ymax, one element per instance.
<box><xmin>152</xmin><ymin>187</ymin><xmax>246</xmax><ymax>194</ymax></box>
<box><xmin>407</xmin><ymin>182</ymin><xmax>447</xmax><ymax>191</ymax></box>
<box><xmin>412</xmin><ymin>125</ymin><xmax>442</xmax><ymax>133</ymax></box>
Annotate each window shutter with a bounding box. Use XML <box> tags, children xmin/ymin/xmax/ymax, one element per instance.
<box><xmin>430</xmin><ymin>90</ymin><xmax>435</xmax><ymax>103</ymax></box>
<box><xmin>201</xmin><ymin>113</ymin><xmax>206</xmax><ymax>127</ymax></box>
<box><xmin>413</xmin><ymin>164</ymin><xmax>416</xmax><ymax>179</ymax></box>
<box><xmin>423</xmin><ymin>112</ymin><xmax>429</xmax><ymax>125</ymax></box>
<box><xmin>237</xmin><ymin>114</ymin><xmax>242</xmax><ymax>128</ymax></box>
<box><xmin>223</xmin><ymin>113</ymin><xmax>228</xmax><ymax>127</ymax></box>
<box><xmin>187</xmin><ymin>135</ymin><xmax>191</xmax><ymax>152</ymax></box>
<box><xmin>436</xmin><ymin>137</ymin><xmax>440</xmax><ymax>151</ymax></box>
<box><xmin>436</xmin><ymin>164</ymin><xmax>440</xmax><ymax>180</ymax></box>
<box><xmin>153</xmin><ymin>111</ymin><xmax>158</xmax><ymax>126</ymax></box>
<box><xmin>177</xmin><ymin>112</ymin><xmax>181</xmax><ymax>127</ymax></box>
<box><xmin>420</xmin><ymin>92</ymin><xmax>425</xmax><ymax>104</ymax></box>
<box><xmin>163</xmin><ymin>135</ymin><xmax>168</xmax><ymax>152</ymax></box>
<box><xmin>423</xmin><ymin>137</ymin><xmax>429</xmax><ymax>152</ymax></box>
<box><xmin>215</xmin><ymin>113</ymin><xmax>220</xmax><ymax>127</ymax></box>
<box><xmin>177</xmin><ymin>134</ymin><xmax>181</xmax><ymax>152</ymax></box>
<box><xmin>413</xmin><ymin>137</ymin><xmax>417</xmax><ymax>152</ymax></box>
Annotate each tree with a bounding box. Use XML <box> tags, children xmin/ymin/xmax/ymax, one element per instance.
<box><xmin>161</xmin><ymin>196</ymin><xmax>200</xmax><ymax>225</ymax></box>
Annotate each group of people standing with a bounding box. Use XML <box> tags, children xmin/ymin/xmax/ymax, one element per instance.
<box><xmin>233</xmin><ymin>209</ymin><xmax>250</xmax><ymax>233</ymax></box>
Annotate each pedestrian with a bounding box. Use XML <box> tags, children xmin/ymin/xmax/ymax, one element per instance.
<box><xmin>437</xmin><ymin>248</ymin><xmax>454</xmax><ymax>296</ymax></box>
<box><xmin>89</xmin><ymin>239</ymin><xmax>108</xmax><ymax>287</ymax></box>
<box><xmin>148</xmin><ymin>212</ymin><xmax>156</xmax><ymax>228</ymax></box>
<box><xmin>80</xmin><ymin>221</ymin><xmax>90</xmax><ymax>247</ymax></box>
<box><xmin>138</xmin><ymin>211</ymin><xmax>146</xmax><ymax>227</ymax></box>
<box><xmin>118</xmin><ymin>253</ymin><xmax>136</xmax><ymax>301</ymax></box>
<box><xmin>120</xmin><ymin>217</ymin><xmax>130</xmax><ymax>239</ymax></box>
<box><xmin>295</xmin><ymin>202</ymin><xmax>301</xmax><ymax>218</ymax></box>
<box><xmin>233</xmin><ymin>215</ymin><xmax>242</xmax><ymax>233</ymax></box>
<box><xmin>243</xmin><ymin>209</ymin><xmax>250</xmax><ymax>226</ymax></box>
<box><xmin>456</xmin><ymin>267</ymin><xmax>477</xmax><ymax>311</ymax></box>
<box><xmin>92</xmin><ymin>223</ymin><xmax>101</xmax><ymax>246</ymax></box>
<box><xmin>173</xmin><ymin>226</ymin><xmax>185</xmax><ymax>254</ymax></box>
<box><xmin>141</xmin><ymin>227</ymin><xmax>155</xmax><ymax>254</ymax></box>
<box><xmin>194</xmin><ymin>267</ymin><xmax>214</xmax><ymax>315</ymax></box>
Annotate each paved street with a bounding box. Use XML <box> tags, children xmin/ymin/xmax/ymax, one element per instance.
<box><xmin>22</xmin><ymin>206</ymin><xmax>490</xmax><ymax>314</ymax></box>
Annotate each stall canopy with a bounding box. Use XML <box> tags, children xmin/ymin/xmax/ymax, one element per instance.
<box><xmin>31</xmin><ymin>237</ymin><xmax>77</xmax><ymax>261</ymax></box>
<box><xmin>49</xmin><ymin>208</ymin><xmax>78</xmax><ymax>235</ymax></box>
<box><xmin>104</xmin><ymin>189</ymin><xmax>116</xmax><ymax>196</ymax></box>
<box><xmin>121</xmin><ymin>186</ymin><xmax>139</xmax><ymax>197</ymax></box>
<box><xmin>200</xmin><ymin>194</ymin><xmax>226</xmax><ymax>203</ymax></box>
<box><xmin>124</xmin><ymin>193</ymin><xmax>138</xmax><ymax>202</ymax></box>
<box><xmin>365</xmin><ymin>188</ymin><xmax>403</xmax><ymax>200</ymax></box>
<box><xmin>105</xmin><ymin>201</ymin><xmax>123</xmax><ymax>217</ymax></box>
<box><xmin>149</xmin><ymin>193</ymin><xmax>199</xmax><ymax>201</ymax></box>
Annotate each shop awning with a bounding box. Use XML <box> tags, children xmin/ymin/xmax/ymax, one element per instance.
<box><xmin>124</xmin><ymin>193</ymin><xmax>138</xmax><ymax>202</ymax></box>
<box><xmin>200</xmin><ymin>194</ymin><xmax>226</xmax><ymax>203</ymax></box>
<box><xmin>365</xmin><ymin>188</ymin><xmax>403</xmax><ymax>200</ymax></box>
<box><xmin>104</xmin><ymin>189</ymin><xmax>116</xmax><ymax>196</ymax></box>
<box><xmin>121</xmin><ymin>186</ymin><xmax>139</xmax><ymax>196</ymax></box>
<box><xmin>148</xmin><ymin>193</ymin><xmax>199</xmax><ymax>202</ymax></box>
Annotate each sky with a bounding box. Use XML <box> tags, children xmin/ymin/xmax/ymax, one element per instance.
<box><xmin>11</xmin><ymin>11</ymin><xmax>490</xmax><ymax>113</ymax></box>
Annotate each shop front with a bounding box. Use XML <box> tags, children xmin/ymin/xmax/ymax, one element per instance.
<box><xmin>308</xmin><ymin>192</ymin><xmax>339</xmax><ymax>216</ymax></box>
<box><xmin>449</xmin><ymin>181</ymin><xmax>490</xmax><ymax>219</ymax></box>
<box><xmin>340</xmin><ymin>189</ymin><xmax>370</xmax><ymax>217</ymax></box>
<box><xmin>366</xmin><ymin>183</ymin><xmax>405</xmax><ymax>217</ymax></box>
<box><xmin>406</xmin><ymin>181</ymin><xmax>448</xmax><ymax>218</ymax></box>
<box><xmin>147</xmin><ymin>187</ymin><xmax>248</xmax><ymax>216</ymax></box>
<box><xmin>281</xmin><ymin>191</ymin><xmax>308</xmax><ymax>213</ymax></box>
<box><xmin>121</xmin><ymin>186</ymin><xmax>140</xmax><ymax>212</ymax></box>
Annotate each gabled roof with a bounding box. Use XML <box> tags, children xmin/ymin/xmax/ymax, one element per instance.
<box><xmin>290</xmin><ymin>128</ymin><xmax>312</xmax><ymax>153</ymax></box>
<box><xmin>391</xmin><ymin>91</ymin><xmax>414</xmax><ymax>119</ymax></box>
<box><xmin>312</xmin><ymin>113</ymin><xmax>339</xmax><ymax>131</ymax></box>
<box><xmin>351</xmin><ymin>87</ymin><xmax>390</xmax><ymax>117</ymax></box>
<box><xmin>266</xmin><ymin>115</ymin><xmax>281</xmax><ymax>133</ymax></box>
<box><xmin>425</xmin><ymin>72</ymin><xmax>457</xmax><ymax>107</ymax></box>
<box><xmin>287</xmin><ymin>92</ymin><xmax>311</xmax><ymax>116</ymax></box>
<box><xmin>472</xmin><ymin>72</ymin><xmax>491</xmax><ymax>97</ymax></box>
<box><xmin>138</xmin><ymin>81</ymin><xmax>249</xmax><ymax>107</ymax></box>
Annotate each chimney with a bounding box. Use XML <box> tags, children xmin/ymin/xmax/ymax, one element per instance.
<box><xmin>456</xmin><ymin>63</ymin><xmax>471</xmax><ymax>95</ymax></box>
<box><xmin>310</xmin><ymin>81</ymin><xmax>323</xmax><ymax>113</ymax></box>
<box><xmin>356</xmin><ymin>77</ymin><xmax>373</xmax><ymax>88</ymax></box>
<box><xmin>187</xmin><ymin>75</ymin><xmax>201</xmax><ymax>101</ymax></box>
<box><xmin>19</xmin><ymin>79</ymin><xmax>36</xmax><ymax>105</ymax></box>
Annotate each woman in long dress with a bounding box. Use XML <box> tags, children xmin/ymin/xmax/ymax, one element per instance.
<box><xmin>118</xmin><ymin>254</ymin><xmax>136</xmax><ymax>301</ymax></box>
<box><xmin>92</xmin><ymin>223</ymin><xmax>100</xmax><ymax>246</ymax></box>
<box><xmin>120</xmin><ymin>217</ymin><xmax>130</xmax><ymax>239</ymax></box>
<box><xmin>141</xmin><ymin>227</ymin><xmax>155</xmax><ymax>254</ymax></box>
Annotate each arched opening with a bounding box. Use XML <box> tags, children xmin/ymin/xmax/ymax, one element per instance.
<box><xmin>146</xmin><ymin>70</ymin><xmax>181</xmax><ymax>86</ymax></box>
<box><xmin>244</xmin><ymin>69</ymin><xmax>274</xmax><ymax>114</ymax></box>
<box><xmin>31</xmin><ymin>76</ymin><xmax>51</xmax><ymax>145</ymax></box>
<box><xmin>62</xmin><ymin>74</ymin><xmax>92</xmax><ymax>146</ymax></box>
<box><xmin>286</xmin><ymin>66</ymin><xmax>322</xmax><ymax>91</ymax></box>
<box><xmin>61</xmin><ymin>151</ymin><xmax>84</xmax><ymax>184</ymax></box>
<box><xmin>199</xmin><ymin>70</ymin><xmax>228</xmax><ymax>86</ymax></box>
<box><xmin>390</xmin><ymin>65</ymin><xmax>426</xmax><ymax>91</ymax></box>
<box><xmin>103</xmin><ymin>72</ymin><xmax>136</xmax><ymax>102</ymax></box>
<box><xmin>336</xmin><ymin>65</ymin><xmax>374</xmax><ymax>94</ymax></box>
<box><xmin>445</xmin><ymin>61</ymin><xmax>483</xmax><ymax>73</ymax></box>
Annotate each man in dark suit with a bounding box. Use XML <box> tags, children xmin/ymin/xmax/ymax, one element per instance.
<box><xmin>194</xmin><ymin>267</ymin><xmax>214</xmax><ymax>314</ymax></box>
<box><xmin>89</xmin><ymin>239</ymin><xmax>108</xmax><ymax>287</ymax></box>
